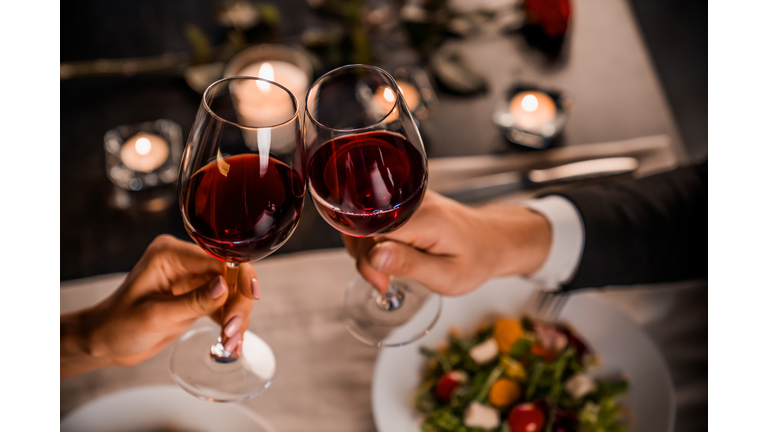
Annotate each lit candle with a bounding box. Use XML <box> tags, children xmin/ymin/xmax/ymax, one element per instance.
<box><xmin>509</xmin><ymin>91</ymin><xmax>557</xmax><ymax>129</ymax></box>
<box><xmin>372</xmin><ymin>82</ymin><xmax>422</xmax><ymax>116</ymax></box>
<box><xmin>233</xmin><ymin>62</ymin><xmax>302</xmax><ymax>127</ymax></box>
<box><xmin>397</xmin><ymin>82</ymin><xmax>421</xmax><ymax>110</ymax></box>
<box><xmin>239</xmin><ymin>60</ymin><xmax>309</xmax><ymax>107</ymax></box>
<box><xmin>120</xmin><ymin>132</ymin><xmax>169</xmax><ymax>172</ymax></box>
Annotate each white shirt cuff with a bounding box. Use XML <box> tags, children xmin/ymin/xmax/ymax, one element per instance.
<box><xmin>520</xmin><ymin>195</ymin><xmax>585</xmax><ymax>290</ymax></box>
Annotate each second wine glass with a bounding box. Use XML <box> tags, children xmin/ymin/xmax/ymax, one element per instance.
<box><xmin>304</xmin><ymin>64</ymin><xmax>441</xmax><ymax>347</ymax></box>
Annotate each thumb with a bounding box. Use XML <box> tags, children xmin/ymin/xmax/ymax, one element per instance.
<box><xmin>366</xmin><ymin>241</ymin><xmax>454</xmax><ymax>294</ymax></box>
<box><xmin>161</xmin><ymin>276</ymin><xmax>229</xmax><ymax>322</ymax></box>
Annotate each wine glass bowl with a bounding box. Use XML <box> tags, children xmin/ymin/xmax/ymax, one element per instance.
<box><xmin>173</xmin><ymin>77</ymin><xmax>305</xmax><ymax>402</ymax></box>
<box><xmin>304</xmin><ymin>65</ymin><xmax>428</xmax><ymax>237</ymax></box>
<box><xmin>304</xmin><ymin>65</ymin><xmax>440</xmax><ymax>347</ymax></box>
<box><xmin>179</xmin><ymin>77</ymin><xmax>305</xmax><ymax>263</ymax></box>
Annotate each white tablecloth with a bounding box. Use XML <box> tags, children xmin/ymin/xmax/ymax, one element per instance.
<box><xmin>61</xmin><ymin>249</ymin><xmax>706</xmax><ymax>432</ymax></box>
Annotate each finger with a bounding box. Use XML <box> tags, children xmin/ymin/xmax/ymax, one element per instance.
<box><xmin>372</xmin><ymin>192</ymin><xmax>451</xmax><ymax>251</ymax></box>
<box><xmin>159</xmin><ymin>276</ymin><xmax>229</xmax><ymax>321</ymax></box>
<box><xmin>236</xmin><ymin>263</ymin><xmax>260</xmax><ymax>301</ymax></box>
<box><xmin>341</xmin><ymin>234</ymin><xmax>360</xmax><ymax>257</ymax></box>
<box><xmin>346</xmin><ymin>237</ymin><xmax>391</xmax><ymax>293</ymax></box>
<box><xmin>148</xmin><ymin>235</ymin><xmax>227</xmax><ymax>291</ymax></box>
<box><xmin>366</xmin><ymin>241</ymin><xmax>456</xmax><ymax>294</ymax></box>
<box><xmin>220</xmin><ymin>265</ymin><xmax>255</xmax><ymax>348</ymax></box>
<box><xmin>220</xmin><ymin>291</ymin><xmax>253</xmax><ymax>344</ymax></box>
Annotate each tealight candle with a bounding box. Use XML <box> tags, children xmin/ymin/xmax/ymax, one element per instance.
<box><xmin>509</xmin><ymin>91</ymin><xmax>556</xmax><ymax>129</ymax></box>
<box><xmin>120</xmin><ymin>132</ymin><xmax>169</xmax><ymax>172</ymax></box>
<box><xmin>372</xmin><ymin>82</ymin><xmax>422</xmax><ymax>116</ymax></box>
<box><xmin>239</xmin><ymin>60</ymin><xmax>309</xmax><ymax>105</ymax></box>
<box><xmin>233</xmin><ymin>61</ymin><xmax>303</xmax><ymax>127</ymax></box>
<box><xmin>397</xmin><ymin>82</ymin><xmax>421</xmax><ymax>110</ymax></box>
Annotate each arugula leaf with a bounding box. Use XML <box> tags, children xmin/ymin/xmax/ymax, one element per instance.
<box><xmin>592</xmin><ymin>378</ymin><xmax>629</xmax><ymax>401</ymax></box>
<box><xmin>420</xmin><ymin>347</ymin><xmax>453</xmax><ymax>374</ymax></box>
<box><xmin>578</xmin><ymin>399</ymin><xmax>629</xmax><ymax>432</ymax></box>
<box><xmin>421</xmin><ymin>407</ymin><xmax>492</xmax><ymax>432</ymax></box>
<box><xmin>511</xmin><ymin>338</ymin><xmax>532</xmax><ymax>358</ymax></box>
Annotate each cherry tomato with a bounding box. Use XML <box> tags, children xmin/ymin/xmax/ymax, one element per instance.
<box><xmin>434</xmin><ymin>371</ymin><xmax>466</xmax><ymax>402</ymax></box>
<box><xmin>508</xmin><ymin>403</ymin><xmax>546</xmax><ymax>432</ymax></box>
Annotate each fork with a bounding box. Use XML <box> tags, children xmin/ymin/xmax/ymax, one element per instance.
<box><xmin>529</xmin><ymin>288</ymin><xmax>570</xmax><ymax>323</ymax></box>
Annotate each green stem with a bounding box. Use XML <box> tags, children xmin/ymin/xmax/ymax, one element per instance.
<box><xmin>475</xmin><ymin>365</ymin><xmax>504</xmax><ymax>403</ymax></box>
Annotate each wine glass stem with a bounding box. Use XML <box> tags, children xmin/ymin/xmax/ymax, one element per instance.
<box><xmin>210</xmin><ymin>262</ymin><xmax>240</xmax><ymax>362</ymax></box>
<box><xmin>375</xmin><ymin>279</ymin><xmax>405</xmax><ymax>311</ymax></box>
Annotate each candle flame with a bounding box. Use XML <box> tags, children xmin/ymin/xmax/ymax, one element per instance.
<box><xmin>521</xmin><ymin>94</ymin><xmax>539</xmax><ymax>112</ymax></box>
<box><xmin>257</xmin><ymin>62</ymin><xmax>274</xmax><ymax>93</ymax></box>
<box><xmin>135</xmin><ymin>137</ymin><xmax>152</xmax><ymax>155</ymax></box>
<box><xmin>383</xmin><ymin>87</ymin><xmax>396</xmax><ymax>103</ymax></box>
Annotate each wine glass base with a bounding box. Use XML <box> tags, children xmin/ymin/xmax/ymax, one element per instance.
<box><xmin>170</xmin><ymin>326</ymin><xmax>275</xmax><ymax>403</ymax></box>
<box><xmin>343</xmin><ymin>276</ymin><xmax>442</xmax><ymax>347</ymax></box>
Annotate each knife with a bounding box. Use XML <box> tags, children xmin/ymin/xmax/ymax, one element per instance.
<box><xmin>439</xmin><ymin>157</ymin><xmax>640</xmax><ymax>204</ymax></box>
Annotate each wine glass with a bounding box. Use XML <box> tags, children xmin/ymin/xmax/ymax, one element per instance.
<box><xmin>304</xmin><ymin>64</ymin><xmax>442</xmax><ymax>347</ymax></box>
<box><xmin>171</xmin><ymin>77</ymin><xmax>305</xmax><ymax>402</ymax></box>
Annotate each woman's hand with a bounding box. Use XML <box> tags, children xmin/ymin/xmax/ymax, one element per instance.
<box><xmin>61</xmin><ymin>235</ymin><xmax>259</xmax><ymax>379</ymax></box>
<box><xmin>343</xmin><ymin>191</ymin><xmax>552</xmax><ymax>296</ymax></box>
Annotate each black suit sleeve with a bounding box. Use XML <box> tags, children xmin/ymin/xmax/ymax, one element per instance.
<box><xmin>550</xmin><ymin>162</ymin><xmax>707</xmax><ymax>290</ymax></box>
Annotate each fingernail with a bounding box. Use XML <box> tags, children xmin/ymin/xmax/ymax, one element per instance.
<box><xmin>209</xmin><ymin>276</ymin><xmax>226</xmax><ymax>299</ymax></box>
<box><xmin>224</xmin><ymin>332</ymin><xmax>242</xmax><ymax>353</ymax></box>
<box><xmin>370</xmin><ymin>247</ymin><xmax>393</xmax><ymax>271</ymax></box>
<box><xmin>237</xmin><ymin>340</ymin><xmax>243</xmax><ymax>356</ymax></box>
<box><xmin>251</xmin><ymin>278</ymin><xmax>260</xmax><ymax>300</ymax></box>
<box><xmin>224</xmin><ymin>316</ymin><xmax>243</xmax><ymax>338</ymax></box>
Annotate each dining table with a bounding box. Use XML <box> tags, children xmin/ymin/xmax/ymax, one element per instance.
<box><xmin>61</xmin><ymin>248</ymin><xmax>706</xmax><ymax>432</ymax></box>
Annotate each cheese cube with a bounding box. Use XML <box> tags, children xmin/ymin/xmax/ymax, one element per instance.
<box><xmin>565</xmin><ymin>373</ymin><xmax>596</xmax><ymax>399</ymax></box>
<box><xmin>463</xmin><ymin>401</ymin><xmax>500</xmax><ymax>430</ymax></box>
<box><xmin>469</xmin><ymin>338</ymin><xmax>499</xmax><ymax>365</ymax></box>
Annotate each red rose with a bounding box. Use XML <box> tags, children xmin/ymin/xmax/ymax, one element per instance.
<box><xmin>524</xmin><ymin>0</ymin><xmax>571</xmax><ymax>37</ymax></box>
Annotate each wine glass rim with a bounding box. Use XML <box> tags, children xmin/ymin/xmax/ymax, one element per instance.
<box><xmin>304</xmin><ymin>64</ymin><xmax>402</xmax><ymax>133</ymax></box>
<box><xmin>202</xmin><ymin>76</ymin><xmax>300</xmax><ymax>130</ymax></box>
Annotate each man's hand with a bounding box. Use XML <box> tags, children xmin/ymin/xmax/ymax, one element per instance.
<box><xmin>61</xmin><ymin>235</ymin><xmax>259</xmax><ymax>379</ymax></box>
<box><xmin>343</xmin><ymin>191</ymin><xmax>552</xmax><ymax>296</ymax></box>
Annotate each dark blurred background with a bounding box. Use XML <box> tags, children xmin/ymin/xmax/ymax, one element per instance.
<box><xmin>60</xmin><ymin>0</ymin><xmax>706</xmax><ymax>281</ymax></box>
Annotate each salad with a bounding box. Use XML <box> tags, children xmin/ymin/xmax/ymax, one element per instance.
<box><xmin>415</xmin><ymin>316</ymin><xmax>630</xmax><ymax>432</ymax></box>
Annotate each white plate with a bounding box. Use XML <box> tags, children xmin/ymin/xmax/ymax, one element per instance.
<box><xmin>61</xmin><ymin>385</ymin><xmax>277</xmax><ymax>432</ymax></box>
<box><xmin>372</xmin><ymin>277</ymin><xmax>675</xmax><ymax>432</ymax></box>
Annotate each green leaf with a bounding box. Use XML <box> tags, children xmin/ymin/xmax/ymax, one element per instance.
<box><xmin>420</xmin><ymin>347</ymin><xmax>452</xmax><ymax>373</ymax></box>
<box><xmin>593</xmin><ymin>378</ymin><xmax>629</xmax><ymax>401</ymax></box>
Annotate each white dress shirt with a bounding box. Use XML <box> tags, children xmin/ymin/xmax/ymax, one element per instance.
<box><xmin>521</xmin><ymin>195</ymin><xmax>585</xmax><ymax>290</ymax></box>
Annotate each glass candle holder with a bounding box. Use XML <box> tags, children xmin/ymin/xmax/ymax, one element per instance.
<box><xmin>391</xmin><ymin>65</ymin><xmax>439</xmax><ymax>121</ymax></box>
<box><xmin>493</xmin><ymin>84</ymin><xmax>573</xmax><ymax>149</ymax></box>
<box><xmin>104</xmin><ymin>119</ymin><xmax>183</xmax><ymax>191</ymax></box>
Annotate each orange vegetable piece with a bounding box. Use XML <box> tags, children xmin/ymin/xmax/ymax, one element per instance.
<box><xmin>531</xmin><ymin>345</ymin><xmax>556</xmax><ymax>363</ymax></box>
<box><xmin>493</xmin><ymin>319</ymin><xmax>524</xmax><ymax>353</ymax></box>
<box><xmin>488</xmin><ymin>378</ymin><xmax>522</xmax><ymax>408</ymax></box>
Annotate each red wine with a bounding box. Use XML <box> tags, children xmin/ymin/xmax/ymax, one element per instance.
<box><xmin>183</xmin><ymin>154</ymin><xmax>304</xmax><ymax>263</ymax></box>
<box><xmin>308</xmin><ymin>131</ymin><xmax>426</xmax><ymax>237</ymax></box>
